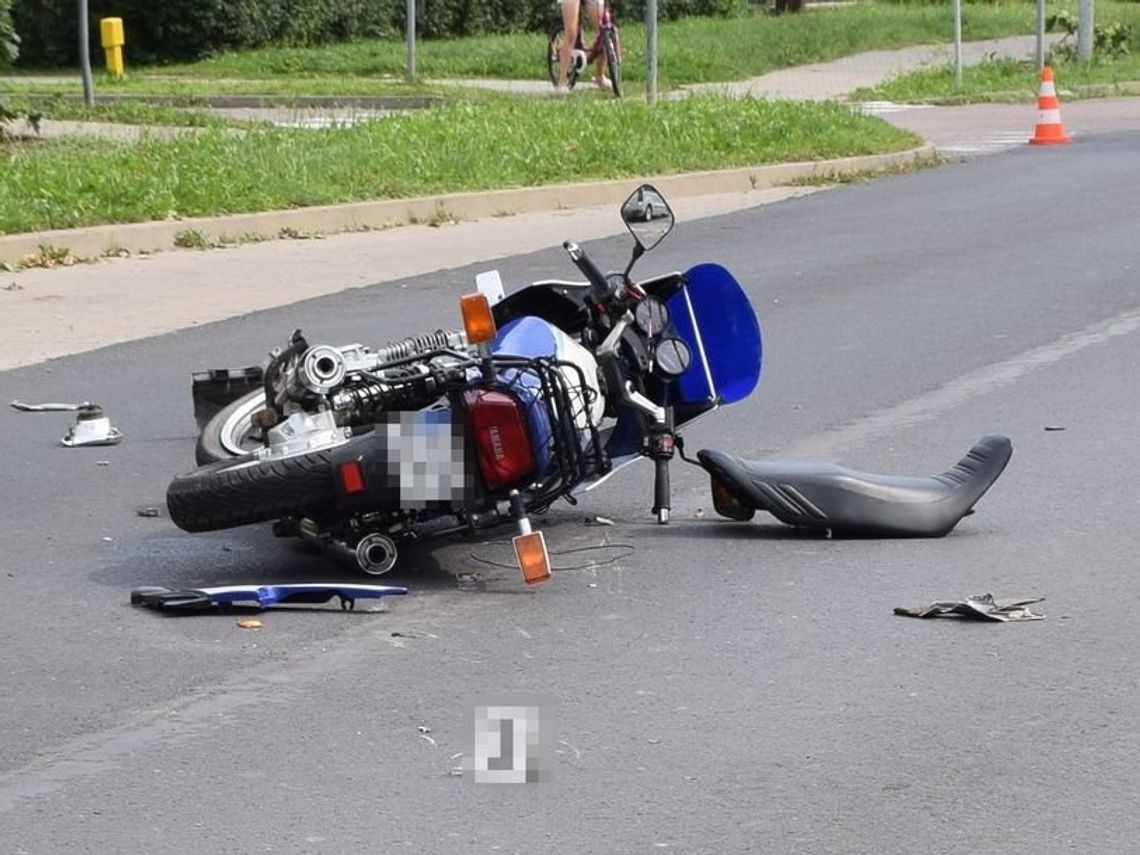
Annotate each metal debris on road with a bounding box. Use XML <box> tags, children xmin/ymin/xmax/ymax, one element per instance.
<box><xmin>136</xmin><ymin>507</ymin><xmax>161</xmax><ymax>518</ymax></box>
<box><xmin>584</xmin><ymin>516</ymin><xmax>615</xmax><ymax>526</ymax></box>
<box><xmin>894</xmin><ymin>593</ymin><xmax>1045</xmax><ymax>622</ymax></box>
<box><xmin>10</xmin><ymin>400</ymin><xmax>123</xmax><ymax>447</ymax></box>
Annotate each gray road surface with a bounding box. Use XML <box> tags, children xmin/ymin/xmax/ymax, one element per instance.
<box><xmin>2</xmin><ymin>132</ymin><xmax>1140</xmax><ymax>853</ymax></box>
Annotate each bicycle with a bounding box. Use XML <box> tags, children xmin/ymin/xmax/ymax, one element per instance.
<box><xmin>546</xmin><ymin>2</ymin><xmax>622</xmax><ymax>97</ymax></box>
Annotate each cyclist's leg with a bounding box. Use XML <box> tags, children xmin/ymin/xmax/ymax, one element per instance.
<box><xmin>585</xmin><ymin>0</ymin><xmax>610</xmax><ymax>89</ymax></box>
<box><xmin>557</xmin><ymin>0</ymin><xmax>581</xmax><ymax>90</ymax></box>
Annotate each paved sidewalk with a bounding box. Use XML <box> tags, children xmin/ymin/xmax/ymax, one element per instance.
<box><xmin>682</xmin><ymin>35</ymin><xmax>1056</xmax><ymax>100</ymax></box>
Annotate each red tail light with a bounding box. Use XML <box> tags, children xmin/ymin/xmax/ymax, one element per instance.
<box><xmin>463</xmin><ymin>388</ymin><xmax>535</xmax><ymax>491</ymax></box>
<box><xmin>338</xmin><ymin>459</ymin><xmax>367</xmax><ymax>495</ymax></box>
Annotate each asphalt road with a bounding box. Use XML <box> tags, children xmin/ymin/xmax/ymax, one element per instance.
<box><xmin>3</xmin><ymin>133</ymin><xmax>1140</xmax><ymax>854</ymax></box>
<box><xmin>870</xmin><ymin>95</ymin><xmax>1140</xmax><ymax>158</ymax></box>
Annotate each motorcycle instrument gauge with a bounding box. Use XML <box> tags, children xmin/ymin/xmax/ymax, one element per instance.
<box><xmin>634</xmin><ymin>298</ymin><xmax>670</xmax><ymax>337</ymax></box>
<box><xmin>654</xmin><ymin>336</ymin><xmax>693</xmax><ymax>378</ymax></box>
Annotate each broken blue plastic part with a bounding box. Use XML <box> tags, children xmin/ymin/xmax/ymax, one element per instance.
<box><xmin>131</xmin><ymin>583</ymin><xmax>407</xmax><ymax>612</ymax></box>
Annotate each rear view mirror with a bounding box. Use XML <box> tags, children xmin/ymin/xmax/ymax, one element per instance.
<box><xmin>621</xmin><ymin>185</ymin><xmax>674</xmax><ymax>252</ymax></box>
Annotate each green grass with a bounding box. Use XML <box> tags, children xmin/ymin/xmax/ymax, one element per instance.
<box><xmin>167</xmin><ymin>1</ymin><xmax>1037</xmax><ymax>86</ymax></box>
<box><xmin>2</xmin><ymin>1</ymin><xmax>1085</xmax><ymax>236</ymax></box>
<box><xmin>856</xmin><ymin>53</ymin><xmax>1140</xmax><ymax>102</ymax></box>
<box><xmin>852</xmin><ymin>1</ymin><xmax>1140</xmax><ymax>102</ymax></box>
<box><xmin>2</xmin><ymin>1</ymin><xmax>1044</xmax><ymax>100</ymax></box>
<box><xmin>1</xmin><ymin>94</ymin><xmax>258</xmax><ymax>128</ymax></box>
<box><xmin>0</xmin><ymin>95</ymin><xmax>920</xmax><ymax>234</ymax></box>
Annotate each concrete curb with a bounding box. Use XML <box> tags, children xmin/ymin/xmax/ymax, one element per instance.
<box><xmin>0</xmin><ymin>144</ymin><xmax>935</xmax><ymax>265</ymax></box>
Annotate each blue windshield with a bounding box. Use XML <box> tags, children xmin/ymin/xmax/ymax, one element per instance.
<box><xmin>667</xmin><ymin>263</ymin><xmax>762</xmax><ymax>406</ymax></box>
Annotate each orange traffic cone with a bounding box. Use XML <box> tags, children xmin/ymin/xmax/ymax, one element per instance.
<box><xmin>1029</xmin><ymin>67</ymin><xmax>1071</xmax><ymax>145</ymax></box>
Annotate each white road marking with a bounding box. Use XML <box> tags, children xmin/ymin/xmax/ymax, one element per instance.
<box><xmin>780</xmin><ymin>304</ymin><xmax>1140</xmax><ymax>459</ymax></box>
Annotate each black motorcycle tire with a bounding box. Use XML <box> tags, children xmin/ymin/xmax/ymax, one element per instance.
<box><xmin>167</xmin><ymin>445</ymin><xmax>347</xmax><ymax>533</ymax></box>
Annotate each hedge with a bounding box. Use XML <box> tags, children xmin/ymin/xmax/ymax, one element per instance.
<box><xmin>10</xmin><ymin>0</ymin><xmax>746</xmax><ymax>67</ymax></box>
<box><xmin>1</xmin><ymin>0</ymin><xmax>17</xmax><ymax>66</ymax></box>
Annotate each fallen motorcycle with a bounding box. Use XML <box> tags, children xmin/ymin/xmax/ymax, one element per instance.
<box><xmin>166</xmin><ymin>185</ymin><xmax>1011</xmax><ymax>580</ymax></box>
<box><xmin>168</xmin><ymin>185</ymin><xmax>757</xmax><ymax>580</ymax></box>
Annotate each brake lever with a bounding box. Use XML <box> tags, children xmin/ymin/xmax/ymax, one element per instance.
<box><xmin>11</xmin><ymin>400</ymin><xmax>92</xmax><ymax>412</ymax></box>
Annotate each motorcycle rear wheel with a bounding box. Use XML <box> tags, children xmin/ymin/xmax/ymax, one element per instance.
<box><xmin>168</xmin><ymin>443</ymin><xmax>351</xmax><ymax>533</ymax></box>
<box><xmin>196</xmin><ymin>389</ymin><xmax>267</xmax><ymax>465</ymax></box>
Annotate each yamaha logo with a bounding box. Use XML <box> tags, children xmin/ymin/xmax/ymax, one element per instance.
<box><xmin>488</xmin><ymin>425</ymin><xmax>505</xmax><ymax>460</ymax></box>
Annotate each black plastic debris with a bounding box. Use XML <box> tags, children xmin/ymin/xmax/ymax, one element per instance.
<box><xmin>894</xmin><ymin>593</ymin><xmax>1044</xmax><ymax>622</ymax></box>
<box><xmin>191</xmin><ymin>366</ymin><xmax>264</xmax><ymax>430</ymax></box>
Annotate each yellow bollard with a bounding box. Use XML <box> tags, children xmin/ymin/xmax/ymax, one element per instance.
<box><xmin>100</xmin><ymin>17</ymin><xmax>125</xmax><ymax>78</ymax></box>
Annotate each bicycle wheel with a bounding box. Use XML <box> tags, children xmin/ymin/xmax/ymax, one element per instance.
<box><xmin>602</xmin><ymin>26</ymin><xmax>622</xmax><ymax>97</ymax></box>
<box><xmin>546</xmin><ymin>19</ymin><xmax>578</xmax><ymax>89</ymax></box>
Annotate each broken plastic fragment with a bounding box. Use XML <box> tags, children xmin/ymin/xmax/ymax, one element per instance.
<box><xmin>894</xmin><ymin>593</ymin><xmax>1045</xmax><ymax>622</ymax></box>
<box><xmin>130</xmin><ymin>583</ymin><xmax>408</xmax><ymax>613</ymax></box>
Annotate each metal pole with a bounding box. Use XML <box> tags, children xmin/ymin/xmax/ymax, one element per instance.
<box><xmin>1077</xmin><ymin>0</ymin><xmax>1094</xmax><ymax>62</ymax></box>
<box><xmin>1036</xmin><ymin>0</ymin><xmax>1045</xmax><ymax>70</ymax></box>
<box><xmin>405</xmin><ymin>0</ymin><xmax>416</xmax><ymax>83</ymax></box>
<box><xmin>78</xmin><ymin>0</ymin><xmax>94</xmax><ymax>106</ymax></box>
<box><xmin>646</xmin><ymin>0</ymin><xmax>658</xmax><ymax>104</ymax></box>
<box><xmin>952</xmin><ymin>0</ymin><xmax>962</xmax><ymax>86</ymax></box>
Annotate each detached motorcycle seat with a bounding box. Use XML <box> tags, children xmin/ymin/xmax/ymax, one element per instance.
<box><xmin>697</xmin><ymin>434</ymin><xmax>1012</xmax><ymax>538</ymax></box>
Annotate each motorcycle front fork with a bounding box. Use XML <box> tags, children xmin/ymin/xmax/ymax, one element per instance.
<box><xmin>647</xmin><ymin>408</ymin><xmax>675</xmax><ymax>525</ymax></box>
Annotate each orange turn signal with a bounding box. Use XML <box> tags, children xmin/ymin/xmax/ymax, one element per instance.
<box><xmin>711</xmin><ymin>477</ymin><xmax>756</xmax><ymax>521</ymax></box>
<box><xmin>460</xmin><ymin>293</ymin><xmax>497</xmax><ymax>345</ymax></box>
<box><xmin>513</xmin><ymin>531</ymin><xmax>551</xmax><ymax>585</ymax></box>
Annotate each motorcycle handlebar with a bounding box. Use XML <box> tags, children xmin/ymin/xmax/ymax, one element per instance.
<box><xmin>563</xmin><ymin>241</ymin><xmax>612</xmax><ymax>301</ymax></box>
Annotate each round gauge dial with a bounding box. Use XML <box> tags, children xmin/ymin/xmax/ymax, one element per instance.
<box><xmin>654</xmin><ymin>336</ymin><xmax>693</xmax><ymax>378</ymax></box>
<box><xmin>634</xmin><ymin>298</ymin><xmax>670</xmax><ymax>337</ymax></box>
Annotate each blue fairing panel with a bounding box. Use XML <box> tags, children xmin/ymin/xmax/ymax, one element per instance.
<box><xmin>488</xmin><ymin>316</ymin><xmax>558</xmax><ymax>476</ymax></box>
<box><xmin>492</xmin><ymin>315</ymin><xmax>557</xmax><ymax>359</ymax></box>
<box><xmin>668</xmin><ymin>263</ymin><xmax>762</xmax><ymax>406</ymax></box>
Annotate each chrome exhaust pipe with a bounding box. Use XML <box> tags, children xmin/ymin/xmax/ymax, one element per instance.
<box><xmin>355</xmin><ymin>533</ymin><xmax>399</xmax><ymax>576</ymax></box>
<box><xmin>297</xmin><ymin>521</ymin><xmax>399</xmax><ymax>576</ymax></box>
